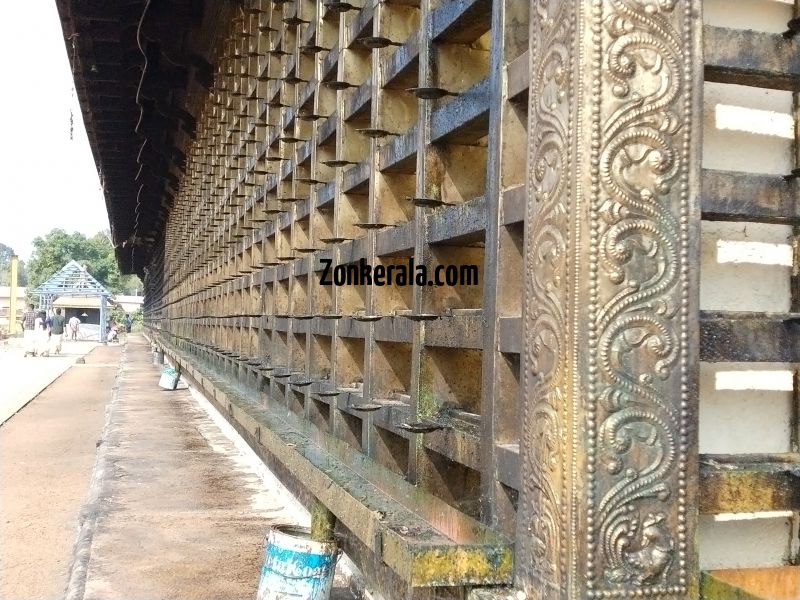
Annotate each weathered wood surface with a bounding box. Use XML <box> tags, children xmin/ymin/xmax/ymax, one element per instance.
<box><xmin>705</xmin><ymin>25</ymin><xmax>800</xmax><ymax>91</ymax></box>
<box><xmin>702</xmin><ymin>169</ymin><xmax>800</xmax><ymax>224</ymax></box>
<box><xmin>700</xmin><ymin>312</ymin><xmax>800</xmax><ymax>362</ymax></box>
<box><xmin>700</xmin><ymin>453</ymin><xmax>800</xmax><ymax>513</ymax></box>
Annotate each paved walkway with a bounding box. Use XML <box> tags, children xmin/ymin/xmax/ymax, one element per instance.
<box><xmin>0</xmin><ymin>344</ymin><xmax>119</xmax><ymax>600</ymax></box>
<box><xmin>68</xmin><ymin>336</ymin><xmax>292</xmax><ymax>599</ymax></box>
<box><xmin>0</xmin><ymin>338</ymin><xmax>99</xmax><ymax>424</ymax></box>
<box><xmin>1</xmin><ymin>334</ymin><xmax>357</xmax><ymax>599</ymax></box>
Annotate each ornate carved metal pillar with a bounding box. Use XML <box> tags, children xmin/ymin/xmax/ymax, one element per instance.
<box><xmin>518</xmin><ymin>1</ymin><xmax>701</xmax><ymax>598</ymax></box>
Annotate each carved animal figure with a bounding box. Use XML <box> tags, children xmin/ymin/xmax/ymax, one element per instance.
<box><xmin>625</xmin><ymin>512</ymin><xmax>674</xmax><ymax>585</ymax></box>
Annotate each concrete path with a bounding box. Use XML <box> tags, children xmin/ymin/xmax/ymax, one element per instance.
<box><xmin>0</xmin><ymin>338</ymin><xmax>99</xmax><ymax>424</ymax></box>
<box><xmin>0</xmin><ymin>335</ymin><xmax>358</xmax><ymax>599</ymax></box>
<box><xmin>0</xmin><ymin>344</ymin><xmax>119</xmax><ymax>600</ymax></box>
<box><xmin>67</xmin><ymin>336</ymin><xmax>356</xmax><ymax>600</ymax></box>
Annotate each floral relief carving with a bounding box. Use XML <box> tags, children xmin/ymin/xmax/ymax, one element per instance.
<box><xmin>521</xmin><ymin>0</ymin><xmax>695</xmax><ymax>598</ymax></box>
<box><xmin>519</xmin><ymin>0</ymin><xmax>574</xmax><ymax>597</ymax></box>
<box><xmin>590</xmin><ymin>0</ymin><xmax>690</xmax><ymax>593</ymax></box>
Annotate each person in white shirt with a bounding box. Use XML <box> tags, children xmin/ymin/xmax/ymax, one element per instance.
<box><xmin>34</xmin><ymin>311</ymin><xmax>49</xmax><ymax>356</ymax></box>
<box><xmin>68</xmin><ymin>315</ymin><xmax>81</xmax><ymax>341</ymax></box>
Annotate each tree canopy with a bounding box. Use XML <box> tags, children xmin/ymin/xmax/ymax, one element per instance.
<box><xmin>0</xmin><ymin>243</ymin><xmax>27</xmax><ymax>287</ymax></box>
<box><xmin>26</xmin><ymin>230</ymin><xmax>140</xmax><ymax>295</ymax></box>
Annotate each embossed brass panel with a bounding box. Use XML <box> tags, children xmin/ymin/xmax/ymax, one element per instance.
<box><xmin>517</xmin><ymin>1</ymin><xmax>701</xmax><ymax>598</ymax></box>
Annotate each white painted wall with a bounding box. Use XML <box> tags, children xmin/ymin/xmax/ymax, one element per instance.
<box><xmin>700</xmin><ymin>0</ymin><xmax>798</xmax><ymax>570</ymax></box>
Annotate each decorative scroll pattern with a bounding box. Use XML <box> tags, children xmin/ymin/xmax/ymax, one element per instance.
<box><xmin>519</xmin><ymin>0</ymin><xmax>575</xmax><ymax>597</ymax></box>
<box><xmin>521</xmin><ymin>1</ymin><xmax>696</xmax><ymax>598</ymax></box>
<box><xmin>588</xmin><ymin>1</ymin><xmax>691</xmax><ymax>595</ymax></box>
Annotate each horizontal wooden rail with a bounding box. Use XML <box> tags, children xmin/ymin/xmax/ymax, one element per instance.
<box><xmin>156</xmin><ymin>332</ymin><xmax>514</xmax><ymax>591</ymax></box>
<box><xmin>700</xmin><ymin>453</ymin><xmax>800</xmax><ymax>514</ymax></box>
<box><xmin>700</xmin><ymin>312</ymin><xmax>800</xmax><ymax>362</ymax></box>
<box><xmin>704</xmin><ymin>25</ymin><xmax>800</xmax><ymax>91</ymax></box>
<box><xmin>702</xmin><ymin>169</ymin><xmax>799</xmax><ymax>224</ymax></box>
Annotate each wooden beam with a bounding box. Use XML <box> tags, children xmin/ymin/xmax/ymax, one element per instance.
<box><xmin>430</xmin><ymin>0</ymin><xmax>492</xmax><ymax>44</ymax></box>
<box><xmin>506</xmin><ymin>50</ymin><xmax>528</xmax><ymax>103</ymax></box>
<box><xmin>704</xmin><ymin>25</ymin><xmax>800</xmax><ymax>91</ymax></box>
<box><xmin>430</xmin><ymin>77</ymin><xmax>490</xmax><ymax>144</ymax></box>
<box><xmin>700</xmin><ymin>311</ymin><xmax>800</xmax><ymax>362</ymax></box>
<box><xmin>700</xmin><ymin>453</ymin><xmax>800</xmax><ymax>513</ymax></box>
<box><xmin>702</xmin><ymin>169</ymin><xmax>800</xmax><ymax>224</ymax></box>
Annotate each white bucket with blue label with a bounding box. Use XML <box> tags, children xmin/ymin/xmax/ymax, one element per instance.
<box><xmin>158</xmin><ymin>366</ymin><xmax>179</xmax><ymax>390</ymax></box>
<box><xmin>257</xmin><ymin>524</ymin><xmax>339</xmax><ymax>600</ymax></box>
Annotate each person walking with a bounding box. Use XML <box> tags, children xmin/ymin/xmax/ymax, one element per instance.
<box><xmin>121</xmin><ymin>314</ymin><xmax>133</xmax><ymax>344</ymax></box>
<box><xmin>68</xmin><ymin>315</ymin><xmax>81</xmax><ymax>341</ymax></box>
<box><xmin>34</xmin><ymin>310</ymin><xmax>50</xmax><ymax>357</ymax></box>
<box><xmin>49</xmin><ymin>308</ymin><xmax>66</xmax><ymax>355</ymax></box>
<box><xmin>21</xmin><ymin>303</ymin><xmax>37</xmax><ymax>357</ymax></box>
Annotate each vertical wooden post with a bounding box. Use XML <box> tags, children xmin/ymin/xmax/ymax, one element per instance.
<box><xmin>9</xmin><ymin>255</ymin><xmax>18</xmax><ymax>335</ymax></box>
<box><xmin>790</xmin><ymin>1</ymin><xmax>800</xmax><ymax>459</ymax></box>
<box><xmin>406</xmin><ymin>0</ymin><xmax>435</xmax><ymax>489</ymax></box>
<box><xmin>517</xmin><ymin>1</ymin><xmax>702</xmax><ymax>598</ymax></box>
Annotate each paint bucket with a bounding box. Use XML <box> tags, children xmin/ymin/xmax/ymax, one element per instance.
<box><xmin>158</xmin><ymin>366</ymin><xmax>179</xmax><ymax>390</ymax></box>
<box><xmin>256</xmin><ymin>524</ymin><xmax>339</xmax><ymax>600</ymax></box>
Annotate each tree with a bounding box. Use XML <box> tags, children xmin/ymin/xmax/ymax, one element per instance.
<box><xmin>0</xmin><ymin>242</ymin><xmax>27</xmax><ymax>286</ymax></box>
<box><xmin>26</xmin><ymin>229</ymin><xmax>139</xmax><ymax>295</ymax></box>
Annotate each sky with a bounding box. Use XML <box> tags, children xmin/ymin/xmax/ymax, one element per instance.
<box><xmin>0</xmin><ymin>2</ymin><xmax>109</xmax><ymax>261</ymax></box>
